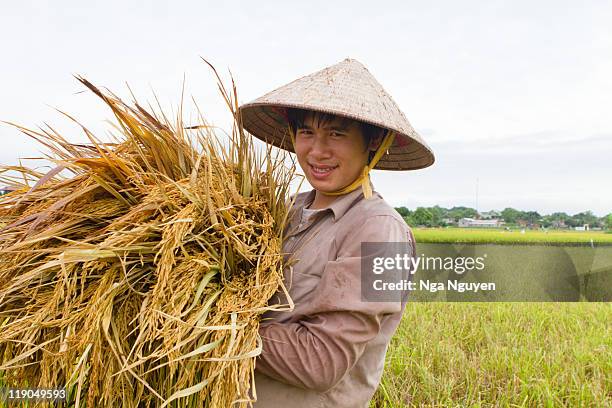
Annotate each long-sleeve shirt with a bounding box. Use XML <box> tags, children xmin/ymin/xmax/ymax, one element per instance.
<box><xmin>251</xmin><ymin>185</ymin><xmax>416</xmax><ymax>408</ymax></box>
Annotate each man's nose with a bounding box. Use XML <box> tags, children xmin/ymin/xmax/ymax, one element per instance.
<box><xmin>309</xmin><ymin>135</ymin><xmax>331</xmax><ymax>157</ymax></box>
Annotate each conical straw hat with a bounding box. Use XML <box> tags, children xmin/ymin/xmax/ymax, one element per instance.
<box><xmin>239</xmin><ymin>58</ymin><xmax>435</xmax><ymax>171</ymax></box>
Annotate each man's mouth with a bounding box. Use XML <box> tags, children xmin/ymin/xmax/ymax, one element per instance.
<box><xmin>309</xmin><ymin>164</ymin><xmax>338</xmax><ymax>176</ymax></box>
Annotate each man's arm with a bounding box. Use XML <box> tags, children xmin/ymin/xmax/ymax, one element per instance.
<box><xmin>257</xmin><ymin>308</ymin><xmax>384</xmax><ymax>392</ymax></box>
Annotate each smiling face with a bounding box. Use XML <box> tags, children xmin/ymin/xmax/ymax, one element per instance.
<box><xmin>293</xmin><ymin>111</ymin><xmax>373</xmax><ymax>196</ymax></box>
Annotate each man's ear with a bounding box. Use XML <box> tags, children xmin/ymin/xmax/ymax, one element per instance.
<box><xmin>368</xmin><ymin>130</ymin><xmax>386</xmax><ymax>151</ymax></box>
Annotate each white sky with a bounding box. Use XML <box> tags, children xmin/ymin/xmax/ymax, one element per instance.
<box><xmin>1</xmin><ymin>0</ymin><xmax>611</xmax><ymax>216</ymax></box>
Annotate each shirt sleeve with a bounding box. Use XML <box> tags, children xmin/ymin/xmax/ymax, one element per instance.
<box><xmin>256</xmin><ymin>215</ymin><xmax>413</xmax><ymax>392</ymax></box>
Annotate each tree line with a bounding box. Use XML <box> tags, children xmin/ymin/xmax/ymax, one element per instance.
<box><xmin>394</xmin><ymin>205</ymin><xmax>612</xmax><ymax>230</ymax></box>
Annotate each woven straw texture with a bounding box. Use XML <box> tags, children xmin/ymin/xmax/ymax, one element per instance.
<box><xmin>239</xmin><ymin>58</ymin><xmax>435</xmax><ymax>171</ymax></box>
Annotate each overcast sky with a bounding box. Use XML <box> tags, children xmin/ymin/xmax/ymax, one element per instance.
<box><xmin>1</xmin><ymin>1</ymin><xmax>610</xmax><ymax>216</ymax></box>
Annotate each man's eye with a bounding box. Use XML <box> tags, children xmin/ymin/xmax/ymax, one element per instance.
<box><xmin>330</xmin><ymin>131</ymin><xmax>345</xmax><ymax>137</ymax></box>
<box><xmin>298</xmin><ymin>129</ymin><xmax>312</xmax><ymax>135</ymax></box>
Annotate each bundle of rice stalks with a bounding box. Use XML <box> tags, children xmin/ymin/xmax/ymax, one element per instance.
<box><xmin>0</xmin><ymin>66</ymin><xmax>296</xmax><ymax>407</ymax></box>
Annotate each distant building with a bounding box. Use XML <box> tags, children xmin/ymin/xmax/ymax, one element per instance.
<box><xmin>575</xmin><ymin>224</ymin><xmax>590</xmax><ymax>231</ymax></box>
<box><xmin>441</xmin><ymin>218</ymin><xmax>456</xmax><ymax>225</ymax></box>
<box><xmin>458</xmin><ymin>217</ymin><xmax>504</xmax><ymax>228</ymax></box>
<box><xmin>516</xmin><ymin>219</ymin><xmax>543</xmax><ymax>229</ymax></box>
<box><xmin>552</xmin><ymin>220</ymin><xmax>567</xmax><ymax>229</ymax></box>
<box><xmin>479</xmin><ymin>210</ymin><xmax>500</xmax><ymax>220</ymax></box>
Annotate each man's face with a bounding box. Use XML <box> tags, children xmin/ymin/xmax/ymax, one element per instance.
<box><xmin>294</xmin><ymin>112</ymin><xmax>371</xmax><ymax>194</ymax></box>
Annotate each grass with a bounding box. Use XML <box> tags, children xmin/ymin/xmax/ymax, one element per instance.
<box><xmin>370</xmin><ymin>303</ymin><xmax>611</xmax><ymax>407</ymax></box>
<box><xmin>413</xmin><ymin>227</ymin><xmax>612</xmax><ymax>245</ymax></box>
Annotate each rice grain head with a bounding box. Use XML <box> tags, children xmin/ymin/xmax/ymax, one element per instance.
<box><xmin>0</xmin><ymin>65</ymin><xmax>297</xmax><ymax>407</ymax></box>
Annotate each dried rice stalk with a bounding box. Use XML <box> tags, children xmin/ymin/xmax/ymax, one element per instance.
<box><xmin>0</xmin><ymin>65</ymin><xmax>296</xmax><ymax>407</ymax></box>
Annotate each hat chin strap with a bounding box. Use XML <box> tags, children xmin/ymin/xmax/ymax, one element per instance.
<box><xmin>288</xmin><ymin>126</ymin><xmax>395</xmax><ymax>200</ymax></box>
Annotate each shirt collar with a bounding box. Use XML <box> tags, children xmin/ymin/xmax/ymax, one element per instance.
<box><xmin>299</xmin><ymin>181</ymin><xmax>376</xmax><ymax>222</ymax></box>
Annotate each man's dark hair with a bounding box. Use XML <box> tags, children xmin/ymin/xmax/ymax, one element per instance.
<box><xmin>286</xmin><ymin>108</ymin><xmax>385</xmax><ymax>160</ymax></box>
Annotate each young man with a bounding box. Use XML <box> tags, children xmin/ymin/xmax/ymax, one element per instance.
<box><xmin>239</xmin><ymin>58</ymin><xmax>435</xmax><ymax>407</ymax></box>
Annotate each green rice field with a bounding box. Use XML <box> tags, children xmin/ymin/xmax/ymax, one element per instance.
<box><xmin>369</xmin><ymin>228</ymin><xmax>611</xmax><ymax>407</ymax></box>
<box><xmin>413</xmin><ymin>227</ymin><xmax>612</xmax><ymax>245</ymax></box>
<box><xmin>370</xmin><ymin>303</ymin><xmax>611</xmax><ymax>407</ymax></box>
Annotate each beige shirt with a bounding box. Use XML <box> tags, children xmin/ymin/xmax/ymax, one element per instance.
<box><xmin>252</xmin><ymin>186</ymin><xmax>416</xmax><ymax>408</ymax></box>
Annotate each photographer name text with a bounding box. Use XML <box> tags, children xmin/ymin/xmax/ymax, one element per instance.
<box><xmin>373</xmin><ymin>279</ymin><xmax>496</xmax><ymax>293</ymax></box>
